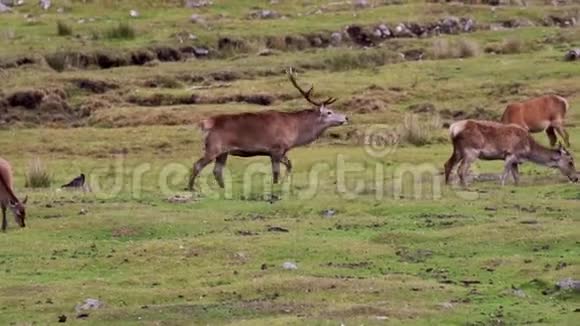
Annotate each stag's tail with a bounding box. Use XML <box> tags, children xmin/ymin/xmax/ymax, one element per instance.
<box><xmin>554</xmin><ymin>95</ymin><xmax>569</xmax><ymax>113</ymax></box>
<box><xmin>449</xmin><ymin>120</ymin><xmax>468</xmax><ymax>139</ymax></box>
<box><xmin>199</xmin><ymin>118</ymin><xmax>214</xmax><ymax>132</ymax></box>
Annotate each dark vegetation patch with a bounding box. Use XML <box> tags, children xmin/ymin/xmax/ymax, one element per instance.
<box><xmin>126</xmin><ymin>93</ymin><xmax>199</xmax><ymax>106</ymax></box>
<box><xmin>413</xmin><ymin>212</ymin><xmax>471</xmax><ymax>228</ymax></box>
<box><xmin>337</xmin><ymin>84</ymin><xmax>409</xmax><ymax>113</ymax></box>
<box><xmin>326</xmin><ymin>261</ymin><xmax>374</xmax><ymax>269</ymax></box>
<box><xmin>395</xmin><ymin>247</ymin><xmax>433</xmax><ymax>263</ymax></box>
<box><xmin>322</xmin><ymin>49</ymin><xmax>402</xmax><ymax>71</ymax></box>
<box><xmin>72</xmin><ymin>79</ymin><xmax>119</xmax><ymax>94</ymax></box>
<box><xmin>142</xmin><ymin>76</ymin><xmax>183</xmax><ymax>88</ymax></box>
<box><xmin>0</xmin><ymin>55</ymin><xmax>39</xmax><ymax>69</ymax></box>
<box><xmin>0</xmin><ymin>88</ymin><xmax>79</xmax><ymax>127</ymax></box>
<box><xmin>126</xmin><ymin>92</ymin><xmax>275</xmax><ymax>106</ymax></box>
<box><xmin>324</xmin><ymin>305</ymin><xmax>391</xmax><ymax>319</ymax></box>
<box><xmin>111</xmin><ymin>226</ymin><xmax>141</xmax><ymax>238</ymax></box>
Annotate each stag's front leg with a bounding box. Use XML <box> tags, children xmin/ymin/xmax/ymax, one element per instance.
<box><xmin>1</xmin><ymin>203</ymin><xmax>7</xmax><ymax>232</ymax></box>
<box><xmin>556</xmin><ymin>127</ymin><xmax>570</xmax><ymax>148</ymax></box>
<box><xmin>501</xmin><ymin>155</ymin><xmax>517</xmax><ymax>186</ymax></box>
<box><xmin>271</xmin><ymin>157</ymin><xmax>281</xmax><ymax>184</ymax></box>
<box><xmin>510</xmin><ymin>162</ymin><xmax>520</xmax><ymax>186</ymax></box>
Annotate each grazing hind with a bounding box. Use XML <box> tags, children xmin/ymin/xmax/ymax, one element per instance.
<box><xmin>0</xmin><ymin>157</ymin><xmax>28</xmax><ymax>231</ymax></box>
<box><xmin>501</xmin><ymin>95</ymin><xmax>570</xmax><ymax>147</ymax></box>
<box><xmin>444</xmin><ymin>120</ymin><xmax>578</xmax><ymax>186</ymax></box>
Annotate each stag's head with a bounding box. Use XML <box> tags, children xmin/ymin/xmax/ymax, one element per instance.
<box><xmin>287</xmin><ymin>68</ymin><xmax>347</xmax><ymax>126</ymax></box>
<box><xmin>8</xmin><ymin>195</ymin><xmax>27</xmax><ymax>227</ymax></box>
<box><xmin>553</xmin><ymin>144</ymin><xmax>578</xmax><ymax>182</ymax></box>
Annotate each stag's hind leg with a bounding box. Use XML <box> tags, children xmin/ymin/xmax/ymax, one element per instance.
<box><xmin>1</xmin><ymin>202</ymin><xmax>7</xmax><ymax>232</ymax></box>
<box><xmin>189</xmin><ymin>152</ymin><xmax>220</xmax><ymax>191</ymax></box>
<box><xmin>546</xmin><ymin>127</ymin><xmax>558</xmax><ymax>147</ymax></box>
<box><xmin>444</xmin><ymin>148</ymin><xmax>463</xmax><ymax>185</ymax></box>
<box><xmin>458</xmin><ymin>151</ymin><xmax>477</xmax><ymax>187</ymax></box>
<box><xmin>213</xmin><ymin>153</ymin><xmax>229</xmax><ymax>188</ymax></box>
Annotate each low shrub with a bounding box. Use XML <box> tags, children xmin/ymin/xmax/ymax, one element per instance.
<box><xmin>25</xmin><ymin>158</ymin><xmax>52</xmax><ymax>188</ymax></box>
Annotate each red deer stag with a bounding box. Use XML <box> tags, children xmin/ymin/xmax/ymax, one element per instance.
<box><xmin>444</xmin><ymin>120</ymin><xmax>578</xmax><ymax>186</ymax></box>
<box><xmin>501</xmin><ymin>95</ymin><xmax>570</xmax><ymax>147</ymax></box>
<box><xmin>188</xmin><ymin>68</ymin><xmax>348</xmax><ymax>190</ymax></box>
<box><xmin>0</xmin><ymin>157</ymin><xmax>28</xmax><ymax>231</ymax></box>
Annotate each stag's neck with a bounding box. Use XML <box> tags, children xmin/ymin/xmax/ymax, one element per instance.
<box><xmin>0</xmin><ymin>172</ymin><xmax>17</xmax><ymax>203</ymax></box>
<box><xmin>292</xmin><ymin>111</ymin><xmax>331</xmax><ymax>147</ymax></box>
<box><xmin>525</xmin><ymin>141</ymin><xmax>558</xmax><ymax>167</ymax></box>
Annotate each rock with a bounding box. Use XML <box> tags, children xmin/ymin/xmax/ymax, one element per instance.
<box><xmin>548</xmin><ymin>15</ymin><xmax>577</xmax><ymax>27</ymax></box>
<box><xmin>353</xmin><ymin>0</ymin><xmax>370</xmax><ymax>8</ymax></box>
<box><xmin>512</xmin><ymin>288</ymin><xmax>527</xmax><ymax>298</ymax></box>
<box><xmin>282</xmin><ymin>261</ymin><xmax>298</xmax><ymax>270</ymax></box>
<box><xmin>393</xmin><ymin>23</ymin><xmax>415</xmax><ymax>38</ymax></box>
<box><xmin>58</xmin><ymin>314</ymin><xmax>67</xmax><ymax>323</ymax></box>
<box><xmin>129</xmin><ymin>9</ymin><xmax>139</xmax><ymax>18</ymax></box>
<box><xmin>167</xmin><ymin>194</ymin><xmax>192</xmax><ymax>203</ymax></box>
<box><xmin>189</xmin><ymin>14</ymin><xmax>205</xmax><ymax>24</ymax></box>
<box><xmin>330</xmin><ymin>32</ymin><xmax>343</xmax><ymax>45</ymax></box>
<box><xmin>248</xmin><ymin>9</ymin><xmax>279</xmax><ymax>20</ymax></box>
<box><xmin>374</xmin><ymin>24</ymin><xmax>391</xmax><ymax>38</ymax></box>
<box><xmin>56</xmin><ymin>7</ymin><xmax>63</xmax><ymax>13</ymax></box>
<box><xmin>462</xmin><ymin>18</ymin><xmax>476</xmax><ymax>32</ymax></box>
<box><xmin>257</xmin><ymin>48</ymin><xmax>275</xmax><ymax>56</ymax></box>
<box><xmin>75</xmin><ymin>298</ymin><xmax>104</xmax><ymax>314</ymax></box>
<box><xmin>185</xmin><ymin>0</ymin><xmax>212</xmax><ymax>8</ymax></box>
<box><xmin>321</xmin><ymin>208</ymin><xmax>336</xmax><ymax>218</ymax></box>
<box><xmin>556</xmin><ymin>278</ymin><xmax>580</xmax><ymax>291</ymax></box>
<box><xmin>79</xmin><ymin>209</ymin><xmax>88</xmax><ymax>215</ymax></box>
<box><xmin>564</xmin><ymin>48</ymin><xmax>580</xmax><ymax>61</ymax></box>
<box><xmin>192</xmin><ymin>47</ymin><xmax>209</xmax><ymax>57</ymax></box>
<box><xmin>0</xmin><ymin>2</ymin><xmax>11</xmax><ymax>12</ymax></box>
<box><xmin>39</xmin><ymin>0</ymin><xmax>50</xmax><ymax>10</ymax></box>
<box><xmin>440</xmin><ymin>302</ymin><xmax>454</xmax><ymax>309</ymax></box>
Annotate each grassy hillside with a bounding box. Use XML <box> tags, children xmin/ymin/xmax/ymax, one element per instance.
<box><xmin>1</xmin><ymin>0</ymin><xmax>579</xmax><ymax>325</ymax></box>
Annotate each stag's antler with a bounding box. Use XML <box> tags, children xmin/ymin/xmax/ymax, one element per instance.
<box><xmin>286</xmin><ymin>68</ymin><xmax>337</xmax><ymax>107</ymax></box>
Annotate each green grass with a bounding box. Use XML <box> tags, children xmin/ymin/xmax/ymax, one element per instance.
<box><xmin>0</xmin><ymin>126</ymin><xmax>578</xmax><ymax>325</ymax></box>
<box><xmin>1</xmin><ymin>1</ymin><xmax>579</xmax><ymax>325</ymax></box>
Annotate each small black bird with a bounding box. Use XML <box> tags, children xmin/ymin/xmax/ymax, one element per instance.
<box><xmin>62</xmin><ymin>174</ymin><xmax>85</xmax><ymax>188</ymax></box>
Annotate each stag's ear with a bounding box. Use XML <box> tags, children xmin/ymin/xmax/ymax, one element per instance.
<box><xmin>22</xmin><ymin>196</ymin><xmax>28</xmax><ymax>204</ymax></box>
